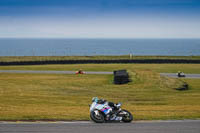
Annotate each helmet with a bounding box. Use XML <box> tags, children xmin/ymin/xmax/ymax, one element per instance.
<box><xmin>92</xmin><ymin>97</ymin><xmax>99</xmax><ymax>103</ymax></box>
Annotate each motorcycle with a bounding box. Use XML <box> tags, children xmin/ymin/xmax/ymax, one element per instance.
<box><xmin>177</xmin><ymin>72</ymin><xmax>185</xmax><ymax>77</ymax></box>
<box><xmin>89</xmin><ymin>101</ymin><xmax>133</xmax><ymax>123</ymax></box>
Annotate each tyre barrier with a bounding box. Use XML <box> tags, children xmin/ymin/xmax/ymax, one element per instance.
<box><xmin>0</xmin><ymin>59</ymin><xmax>200</xmax><ymax>66</ymax></box>
<box><xmin>175</xmin><ymin>82</ymin><xmax>189</xmax><ymax>91</ymax></box>
<box><xmin>114</xmin><ymin>70</ymin><xmax>130</xmax><ymax>84</ymax></box>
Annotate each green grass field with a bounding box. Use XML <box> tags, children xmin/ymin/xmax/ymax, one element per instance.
<box><xmin>0</xmin><ymin>55</ymin><xmax>200</xmax><ymax>62</ymax></box>
<box><xmin>0</xmin><ymin>64</ymin><xmax>200</xmax><ymax>121</ymax></box>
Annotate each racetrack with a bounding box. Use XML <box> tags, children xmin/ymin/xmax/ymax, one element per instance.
<box><xmin>0</xmin><ymin>120</ymin><xmax>200</xmax><ymax>133</ymax></box>
<box><xmin>0</xmin><ymin>70</ymin><xmax>200</xmax><ymax>79</ymax></box>
<box><xmin>1</xmin><ymin>70</ymin><xmax>200</xmax><ymax>78</ymax></box>
<box><xmin>0</xmin><ymin>70</ymin><xmax>113</xmax><ymax>75</ymax></box>
<box><xmin>160</xmin><ymin>73</ymin><xmax>200</xmax><ymax>79</ymax></box>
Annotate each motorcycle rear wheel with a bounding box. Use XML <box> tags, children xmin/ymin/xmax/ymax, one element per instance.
<box><xmin>90</xmin><ymin>110</ymin><xmax>105</xmax><ymax>123</ymax></box>
<box><xmin>121</xmin><ymin>109</ymin><xmax>133</xmax><ymax>123</ymax></box>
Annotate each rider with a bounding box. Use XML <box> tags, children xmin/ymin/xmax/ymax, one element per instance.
<box><xmin>92</xmin><ymin>97</ymin><xmax>119</xmax><ymax>113</ymax></box>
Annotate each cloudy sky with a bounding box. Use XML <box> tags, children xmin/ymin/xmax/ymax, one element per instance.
<box><xmin>0</xmin><ymin>0</ymin><xmax>200</xmax><ymax>38</ymax></box>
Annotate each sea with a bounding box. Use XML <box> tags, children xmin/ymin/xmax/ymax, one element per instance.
<box><xmin>0</xmin><ymin>38</ymin><xmax>200</xmax><ymax>56</ymax></box>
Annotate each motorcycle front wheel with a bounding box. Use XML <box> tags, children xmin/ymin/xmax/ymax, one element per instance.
<box><xmin>121</xmin><ymin>109</ymin><xmax>133</xmax><ymax>123</ymax></box>
<box><xmin>90</xmin><ymin>110</ymin><xmax>105</xmax><ymax>123</ymax></box>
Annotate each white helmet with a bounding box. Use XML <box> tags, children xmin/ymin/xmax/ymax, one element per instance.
<box><xmin>92</xmin><ymin>97</ymin><xmax>99</xmax><ymax>102</ymax></box>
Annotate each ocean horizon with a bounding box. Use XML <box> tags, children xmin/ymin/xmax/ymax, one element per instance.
<box><xmin>0</xmin><ymin>38</ymin><xmax>200</xmax><ymax>56</ymax></box>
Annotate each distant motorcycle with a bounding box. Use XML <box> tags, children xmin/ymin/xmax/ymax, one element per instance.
<box><xmin>177</xmin><ymin>72</ymin><xmax>185</xmax><ymax>77</ymax></box>
<box><xmin>89</xmin><ymin>100</ymin><xmax>133</xmax><ymax>123</ymax></box>
<box><xmin>76</xmin><ymin>70</ymin><xmax>85</xmax><ymax>74</ymax></box>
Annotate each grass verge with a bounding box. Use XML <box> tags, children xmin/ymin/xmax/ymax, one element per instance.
<box><xmin>0</xmin><ymin>55</ymin><xmax>200</xmax><ymax>62</ymax></box>
<box><xmin>0</xmin><ymin>66</ymin><xmax>200</xmax><ymax>121</ymax></box>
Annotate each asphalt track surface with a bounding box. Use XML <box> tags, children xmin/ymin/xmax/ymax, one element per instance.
<box><xmin>1</xmin><ymin>70</ymin><xmax>200</xmax><ymax>79</ymax></box>
<box><xmin>0</xmin><ymin>120</ymin><xmax>200</xmax><ymax>133</ymax></box>
<box><xmin>160</xmin><ymin>73</ymin><xmax>200</xmax><ymax>79</ymax></box>
<box><xmin>0</xmin><ymin>70</ymin><xmax>113</xmax><ymax>75</ymax></box>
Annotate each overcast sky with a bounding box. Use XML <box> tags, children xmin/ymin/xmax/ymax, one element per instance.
<box><xmin>0</xmin><ymin>0</ymin><xmax>200</xmax><ymax>38</ymax></box>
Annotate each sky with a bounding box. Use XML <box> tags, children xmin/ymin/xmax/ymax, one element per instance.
<box><xmin>0</xmin><ymin>0</ymin><xmax>200</xmax><ymax>38</ymax></box>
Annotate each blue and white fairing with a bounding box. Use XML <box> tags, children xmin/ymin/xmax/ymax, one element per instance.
<box><xmin>90</xmin><ymin>101</ymin><xmax>112</xmax><ymax>115</ymax></box>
